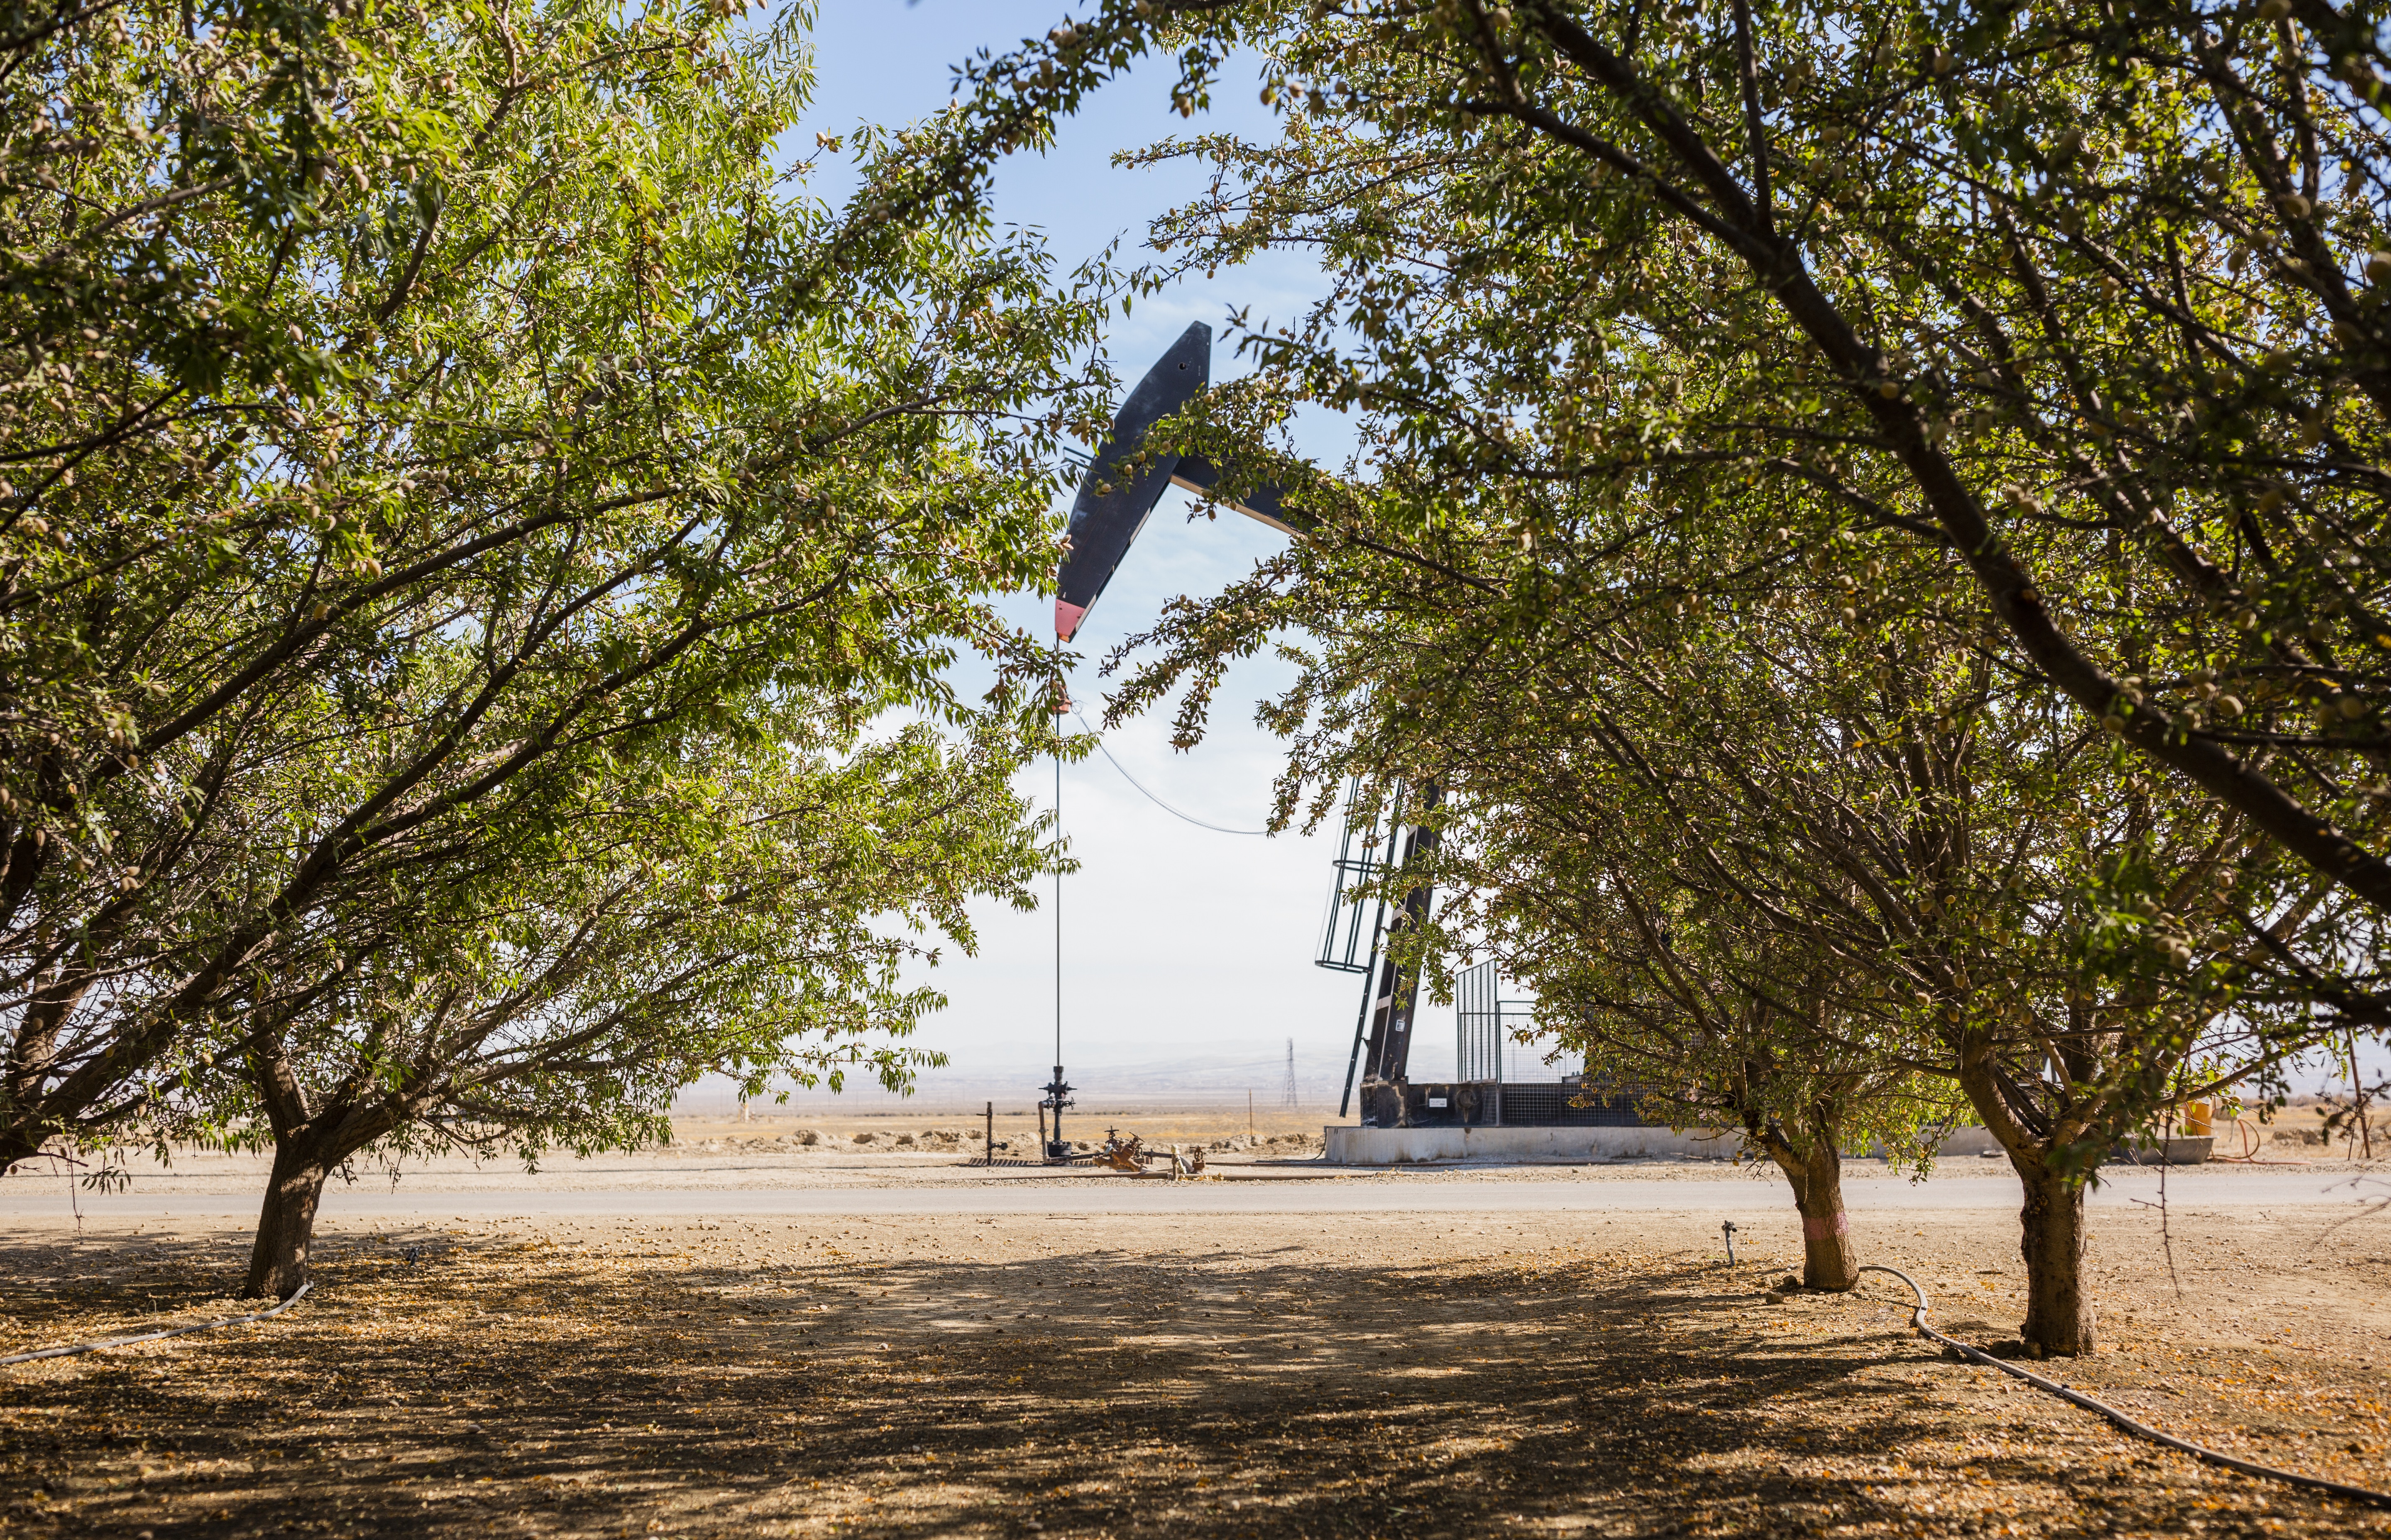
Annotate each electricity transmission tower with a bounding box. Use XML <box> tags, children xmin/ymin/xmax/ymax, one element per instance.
<box><xmin>1282</xmin><ymin>1037</ymin><xmax>1300</xmax><ymax>1108</ymax></box>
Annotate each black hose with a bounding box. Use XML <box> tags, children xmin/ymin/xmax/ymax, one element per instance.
<box><xmin>1856</xmin><ymin>1264</ymin><xmax>2391</xmax><ymax>1511</ymax></box>
<box><xmin>0</xmin><ymin>1281</ymin><xmax>313</xmax><ymax>1367</ymax></box>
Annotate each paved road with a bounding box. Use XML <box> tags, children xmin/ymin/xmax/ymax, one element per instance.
<box><xmin>0</xmin><ymin>1165</ymin><xmax>2373</xmax><ymax>1225</ymax></box>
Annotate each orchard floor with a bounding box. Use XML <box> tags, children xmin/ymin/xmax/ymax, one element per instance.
<box><xmin>3</xmin><ymin>1157</ymin><xmax>2389</xmax><ymax>1539</ymax></box>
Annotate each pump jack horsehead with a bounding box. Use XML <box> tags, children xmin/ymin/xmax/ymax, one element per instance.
<box><xmin>1055</xmin><ymin>322</ymin><xmax>1438</xmax><ymax>1129</ymax></box>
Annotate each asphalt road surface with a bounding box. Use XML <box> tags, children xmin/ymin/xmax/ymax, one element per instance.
<box><xmin>0</xmin><ymin>1164</ymin><xmax>2370</xmax><ymax>1225</ymax></box>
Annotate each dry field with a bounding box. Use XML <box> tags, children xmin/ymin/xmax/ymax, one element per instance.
<box><xmin>4</xmin><ymin>1161</ymin><xmax>2389</xmax><ymax>1540</ymax></box>
<box><xmin>665</xmin><ymin>1111</ymin><xmax>1330</xmax><ymax>1162</ymax></box>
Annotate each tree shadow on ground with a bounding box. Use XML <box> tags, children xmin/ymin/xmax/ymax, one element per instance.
<box><xmin>0</xmin><ymin>1226</ymin><xmax>2367</xmax><ymax>1539</ymax></box>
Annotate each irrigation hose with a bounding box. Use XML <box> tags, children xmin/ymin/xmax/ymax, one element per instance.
<box><xmin>0</xmin><ymin>1281</ymin><xmax>313</xmax><ymax>1367</ymax></box>
<box><xmin>1856</xmin><ymin>1264</ymin><xmax>2391</xmax><ymax>1511</ymax></box>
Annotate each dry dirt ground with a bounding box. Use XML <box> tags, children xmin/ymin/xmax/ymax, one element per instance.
<box><xmin>4</xmin><ymin>1159</ymin><xmax>2389</xmax><ymax>1540</ymax></box>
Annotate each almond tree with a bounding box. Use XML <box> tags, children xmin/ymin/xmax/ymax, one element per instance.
<box><xmin>2</xmin><ymin>0</ymin><xmax>1113</xmax><ymax>1171</ymax></box>
<box><xmin>1517</xmin><ymin>898</ymin><xmax>1950</xmax><ymax>1294</ymax></box>
<box><xmin>1107</xmin><ymin>420</ymin><xmax>2336</xmax><ymax>1349</ymax></box>
<box><xmin>220</xmin><ymin>715</ymin><xmax>1046</xmax><ymax>1298</ymax></box>
<box><xmin>1425</xmin><ymin>674</ymin><xmax>1961</xmax><ymax>1294</ymax></box>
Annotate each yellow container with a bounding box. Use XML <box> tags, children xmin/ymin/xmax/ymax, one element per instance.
<box><xmin>2182</xmin><ymin>1102</ymin><xmax>2213</xmax><ymax>1137</ymax></box>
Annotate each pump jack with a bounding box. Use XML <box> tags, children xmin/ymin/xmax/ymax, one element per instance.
<box><xmin>1053</xmin><ymin>322</ymin><xmax>1440</xmax><ymax>1130</ymax></box>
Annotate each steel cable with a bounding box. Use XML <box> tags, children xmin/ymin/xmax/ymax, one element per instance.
<box><xmin>0</xmin><ymin>1281</ymin><xmax>313</xmax><ymax>1367</ymax></box>
<box><xmin>1856</xmin><ymin>1265</ymin><xmax>2391</xmax><ymax>1510</ymax></box>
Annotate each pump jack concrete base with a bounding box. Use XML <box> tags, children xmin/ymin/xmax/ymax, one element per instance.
<box><xmin>1324</xmin><ymin>1125</ymin><xmax>1738</xmax><ymax>1165</ymax></box>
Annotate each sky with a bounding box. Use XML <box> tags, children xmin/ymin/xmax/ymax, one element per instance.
<box><xmin>775</xmin><ymin>1</ymin><xmax>1452</xmax><ymax>1106</ymax></box>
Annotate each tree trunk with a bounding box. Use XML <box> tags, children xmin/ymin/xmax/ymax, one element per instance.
<box><xmin>1</xmin><ymin>968</ymin><xmax>90</xmax><ymax>1176</ymax></box>
<box><xmin>1762</xmin><ymin>1132</ymin><xmax>1858</xmax><ymax>1290</ymax></box>
<box><xmin>2015</xmin><ymin>1158</ymin><xmax>2095</xmax><ymax>1356</ymax></box>
<box><xmin>244</xmin><ymin>1140</ymin><xmax>330</xmax><ymax>1299</ymax></box>
<box><xmin>1790</xmin><ymin>1137</ymin><xmax>1859</xmax><ymax>1290</ymax></box>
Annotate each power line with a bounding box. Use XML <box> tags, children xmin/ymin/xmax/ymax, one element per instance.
<box><xmin>1069</xmin><ymin>708</ymin><xmax>1269</xmax><ymax>836</ymax></box>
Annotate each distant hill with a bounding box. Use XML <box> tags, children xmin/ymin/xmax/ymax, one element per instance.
<box><xmin>671</xmin><ymin>1041</ymin><xmax>1587</xmax><ymax>1116</ymax></box>
<box><xmin>672</xmin><ymin>1050</ymin><xmax>1359</xmax><ymax>1115</ymax></box>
